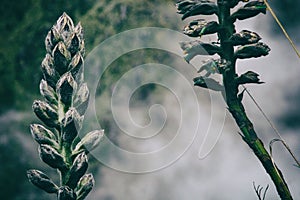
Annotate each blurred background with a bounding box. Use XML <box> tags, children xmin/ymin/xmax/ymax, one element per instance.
<box><xmin>0</xmin><ymin>0</ymin><xmax>299</xmax><ymax>199</ymax></box>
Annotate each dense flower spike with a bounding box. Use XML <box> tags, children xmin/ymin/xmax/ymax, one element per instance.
<box><xmin>177</xmin><ymin>1</ymin><xmax>293</xmax><ymax>199</ymax></box>
<box><xmin>28</xmin><ymin>13</ymin><xmax>103</xmax><ymax>200</ymax></box>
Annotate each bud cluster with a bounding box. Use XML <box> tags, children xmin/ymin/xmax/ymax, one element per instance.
<box><xmin>27</xmin><ymin>13</ymin><xmax>103</xmax><ymax>200</ymax></box>
<box><xmin>177</xmin><ymin>0</ymin><xmax>270</xmax><ymax>91</ymax></box>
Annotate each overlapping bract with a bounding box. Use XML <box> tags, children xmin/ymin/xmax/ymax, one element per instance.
<box><xmin>27</xmin><ymin>13</ymin><xmax>103</xmax><ymax>200</ymax></box>
<box><xmin>176</xmin><ymin>0</ymin><xmax>270</xmax><ymax>89</ymax></box>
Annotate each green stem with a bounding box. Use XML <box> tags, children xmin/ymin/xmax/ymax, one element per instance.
<box><xmin>217</xmin><ymin>1</ymin><xmax>293</xmax><ymax>199</ymax></box>
<box><xmin>57</xmin><ymin>102</ymin><xmax>71</xmax><ymax>186</ymax></box>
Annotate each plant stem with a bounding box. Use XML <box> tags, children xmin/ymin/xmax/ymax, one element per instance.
<box><xmin>217</xmin><ymin>1</ymin><xmax>293</xmax><ymax>199</ymax></box>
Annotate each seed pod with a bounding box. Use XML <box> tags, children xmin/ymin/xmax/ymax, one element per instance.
<box><xmin>40</xmin><ymin>79</ymin><xmax>57</xmax><ymax>105</ymax></box>
<box><xmin>30</xmin><ymin>124</ymin><xmax>58</xmax><ymax>147</ymax></box>
<box><xmin>183</xmin><ymin>19</ymin><xmax>219</xmax><ymax>37</ymax></box>
<box><xmin>229</xmin><ymin>30</ymin><xmax>261</xmax><ymax>46</ymax></box>
<box><xmin>231</xmin><ymin>0</ymin><xmax>267</xmax><ymax>21</ymax></box>
<box><xmin>52</xmin><ymin>41</ymin><xmax>71</xmax><ymax>75</ymax></box>
<box><xmin>176</xmin><ymin>0</ymin><xmax>218</xmax><ymax>20</ymax></box>
<box><xmin>235</xmin><ymin>42</ymin><xmax>270</xmax><ymax>59</ymax></box>
<box><xmin>180</xmin><ymin>41</ymin><xmax>221</xmax><ymax>63</ymax></box>
<box><xmin>27</xmin><ymin>169</ymin><xmax>58</xmax><ymax>193</ymax></box>
<box><xmin>39</xmin><ymin>144</ymin><xmax>67</xmax><ymax>170</ymax></box>
<box><xmin>32</xmin><ymin>100</ymin><xmax>59</xmax><ymax>128</ymax></box>
<box><xmin>74</xmin><ymin>83</ymin><xmax>89</xmax><ymax>115</ymax></box>
<box><xmin>73</xmin><ymin>130</ymin><xmax>104</xmax><ymax>154</ymax></box>
<box><xmin>67</xmin><ymin>152</ymin><xmax>88</xmax><ymax>189</ymax></box>
<box><xmin>56</xmin><ymin>72</ymin><xmax>77</xmax><ymax>107</ymax></box>
<box><xmin>236</xmin><ymin>71</ymin><xmax>264</xmax><ymax>84</ymax></box>
<box><xmin>75</xmin><ymin>174</ymin><xmax>94</xmax><ymax>200</ymax></box>
<box><xmin>62</xmin><ymin>108</ymin><xmax>82</xmax><ymax>143</ymax></box>
<box><xmin>193</xmin><ymin>76</ymin><xmax>224</xmax><ymax>91</ymax></box>
<box><xmin>57</xmin><ymin>186</ymin><xmax>76</xmax><ymax>200</ymax></box>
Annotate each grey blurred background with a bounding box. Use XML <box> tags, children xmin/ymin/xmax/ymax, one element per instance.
<box><xmin>0</xmin><ymin>0</ymin><xmax>299</xmax><ymax>199</ymax></box>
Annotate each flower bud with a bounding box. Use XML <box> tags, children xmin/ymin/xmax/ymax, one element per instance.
<box><xmin>56</xmin><ymin>12</ymin><xmax>74</xmax><ymax>34</ymax></box>
<box><xmin>236</xmin><ymin>71</ymin><xmax>264</xmax><ymax>85</ymax></box>
<box><xmin>27</xmin><ymin>169</ymin><xmax>58</xmax><ymax>193</ymax></box>
<box><xmin>69</xmin><ymin>53</ymin><xmax>84</xmax><ymax>84</ymax></box>
<box><xmin>75</xmin><ymin>174</ymin><xmax>94</xmax><ymax>200</ymax></box>
<box><xmin>30</xmin><ymin>124</ymin><xmax>58</xmax><ymax>147</ymax></box>
<box><xmin>229</xmin><ymin>30</ymin><xmax>261</xmax><ymax>46</ymax></box>
<box><xmin>40</xmin><ymin>79</ymin><xmax>57</xmax><ymax>105</ymax></box>
<box><xmin>32</xmin><ymin>100</ymin><xmax>59</xmax><ymax>128</ymax></box>
<box><xmin>235</xmin><ymin>42</ymin><xmax>270</xmax><ymax>59</ymax></box>
<box><xmin>39</xmin><ymin>144</ymin><xmax>67</xmax><ymax>170</ymax></box>
<box><xmin>62</xmin><ymin>108</ymin><xmax>82</xmax><ymax>143</ymax></box>
<box><xmin>73</xmin><ymin>130</ymin><xmax>104</xmax><ymax>154</ymax></box>
<box><xmin>183</xmin><ymin>19</ymin><xmax>219</xmax><ymax>37</ymax></box>
<box><xmin>52</xmin><ymin>41</ymin><xmax>71</xmax><ymax>75</ymax></box>
<box><xmin>57</xmin><ymin>186</ymin><xmax>76</xmax><ymax>200</ymax></box>
<box><xmin>56</xmin><ymin>72</ymin><xmax>77</xmax><ymax>107</ymax></box>
<box><xmin>176</xmin><ymin>0</ymin><xmax>218</xmax><ymax>20</ymax></box>
<box><xmin>67</xmin><ymin>152</ymin><xmax>88</xmax><ymax>189</ymax></box>
<box><xmin>231</xmin><ymin>1</ymin><xmax>267</xmax><ymax>21</ymax></box>
<box><xmin>41</xmin><ymin>54</ymin><xmax>60</xmax><ymax>89</ymax></box>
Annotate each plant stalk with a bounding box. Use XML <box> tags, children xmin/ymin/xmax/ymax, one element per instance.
<box><xmin>217</xmin><ymin>1</ymin><xmax>293</xmax><ymax>199</ymax></box>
